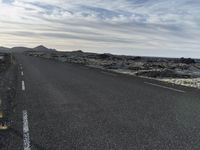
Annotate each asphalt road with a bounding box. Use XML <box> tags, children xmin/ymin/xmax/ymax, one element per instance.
<box><xmin>5</xmin><ymin>53</ymin><xmax>200</xmax><ymax>150</ymax></box>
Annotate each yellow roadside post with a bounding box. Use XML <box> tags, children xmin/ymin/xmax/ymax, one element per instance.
<box><xmin>0</xmin><ymin>98</ymin><xmax>9</xmax><ymax>130</ymax></box>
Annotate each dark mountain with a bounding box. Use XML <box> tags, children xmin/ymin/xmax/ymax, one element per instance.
<box><xmin>0</xmin><ymin>45</ymin><xmax>56</xmax><ymax>53</ymax></box>
<box><xmin>0</xmin><ymin>46</ymin><xmax>10</xmax><ymax>53</ymax></box>
<box><xmin>33</xmin><ymin>45</ymin><xmax>56</xmax><ymax>52</ymax></box>
<box><xmin>10</xmin><ymin>47</ymin><xmax>32</xmax><ymax>52</ymax></box>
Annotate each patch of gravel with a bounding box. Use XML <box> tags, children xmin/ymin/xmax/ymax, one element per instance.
<box><xmin>160</xmin><ymin>78</ymin><xmax>200</xmax><ymax>89</ymax></box>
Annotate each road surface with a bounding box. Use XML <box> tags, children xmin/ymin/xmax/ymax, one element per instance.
<box><xmin>4</xmin><ymin>53</ymin><xmax>200</xmax><ymax>150</ymax></box>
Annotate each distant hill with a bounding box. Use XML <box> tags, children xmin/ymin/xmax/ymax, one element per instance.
<box><xmin>10</xmin><ymin>47</ymin><xmax>32</xmax><ymax>52</ymax></box>
<box><xmin>0</xmin><ymin>46</ymin><xmax>10</xmax><ymax>53</ymax></box>
<box><xmin>33</xmin><ymin>45</ymin><xmax>56</xmax><ymax>52</ymax></box>
<box><xmin>0</xmin><ymin>45</ymin><xmax>56</xmax><ymax>53</ymax></box>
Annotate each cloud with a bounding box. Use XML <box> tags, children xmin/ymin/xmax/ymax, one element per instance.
<box><xmin>0</xmin><ymin>0</ymin><xmax>200</xmax><ymax>58</ymax></box>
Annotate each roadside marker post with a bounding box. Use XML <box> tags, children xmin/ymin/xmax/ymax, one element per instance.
<box><xmin>0</xmin><ymin>111</ymin><xmax>9</xmax><ymax>130</ymax></box>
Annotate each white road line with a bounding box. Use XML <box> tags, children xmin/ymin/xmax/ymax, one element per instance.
<box><xmin>20</xmin><ymin>64</ymin><xmax>23</xmax><ymax>69</ymax></box>
<box><xmin>144</xmin><ymin>82</ymin><xmax>185</xmax><ymax>93</ymax></box>
<box><xmin>22</xmin><ymin>110</ymin><xmax>31</xmax><ymax>150</ymax></box>
<box><xmin>21</xmin><ymin>71</ymin><xmax>24</xmax><ymax>76</ymax></box>
<box><xmin>101</xmin><ymin>71</ymin><xmax>117</xmax><ymax>76</ymax></box>
<box><xmin>22</xmin><ymin>81</ymin><xmax>25</xmax><ymax>91</ymax></box>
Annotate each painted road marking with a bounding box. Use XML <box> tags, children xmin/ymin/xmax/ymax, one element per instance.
<box><xmin>22</xmin><ymin>81</ymin><xmax>25</xmax><ymax>91</ymax></box>
<box><xmin>21</xmin><ymin>71</ymin><xmax>24</xmax><ymax>76</ymax></box>
<box><xmin>101</xmin><ymin>71</ymin><xmax>117</xmax><ymax>76</ymax></box>
<box><xmin>20</xmin><ymin>64</ymin><xmax>23</xmax><ymax>70</ymax></box>
<box><xmin>22</xmin><ymin>110</ymin><xmax>31</xmax><ymax>150</ymax></box>
<box><xmin>144</xmin><ymin>82</ymin><xmax>185</xmax><ymax>93</ymax></box>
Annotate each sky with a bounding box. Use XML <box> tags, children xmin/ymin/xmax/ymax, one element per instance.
<box><xmin>0</xmin><ymin>0</ymin><xmax>200</xmax><ymax>58</ymax></box>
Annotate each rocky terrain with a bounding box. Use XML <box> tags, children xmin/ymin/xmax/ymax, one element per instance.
<box><xmin>2</xmin><ymin>45</ymin><xmax>199</xmax><ymax>89</ymax></box>
<box><xmin>26</xmin><ymin>50</ymin><xmax>200</xmax><ymax>89</ymax></box>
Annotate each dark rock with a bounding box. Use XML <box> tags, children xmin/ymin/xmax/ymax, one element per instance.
<box><xmin>98</xmin><ymin>53</ymin><xmax>111</xmax><ymax>59</ymax></box>
<box><xmin>133</xmin><ymin>56</ymin><xmax>142</xmax><ymax>61</ymax></box>
<box><xmin>128</xmin><ymin>66</ymin><xmax>142</xmax><ymax>71</ymax></box>
<box><xmin>101</xmin><ymin>63</ymin><xmax>118</xmax><ymax>69</ymax></box>
<box><xmin>136</xmin><ymin>69</ymin><xmax>191</xmax><ymax>78</ymax></box>
<box><xmin>179</xmin><ymin>57</ymin><xmax>196</xmax><ymax>64</ymax></box>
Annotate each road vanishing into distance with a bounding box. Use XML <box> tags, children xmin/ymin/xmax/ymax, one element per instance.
<box><xmin>5</xmin><ymin>53</ymin><xmax>200</xmax><ymax>150</ymax></box>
